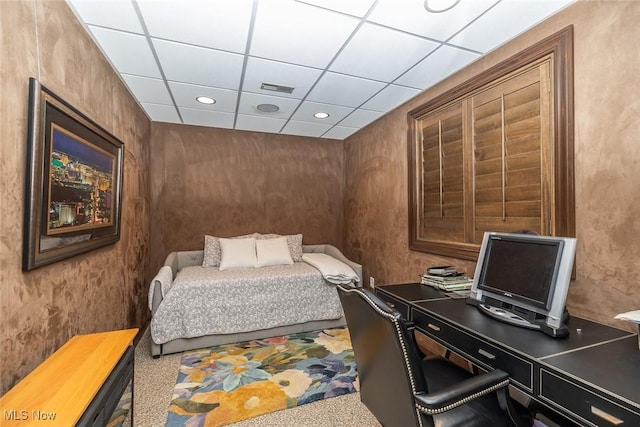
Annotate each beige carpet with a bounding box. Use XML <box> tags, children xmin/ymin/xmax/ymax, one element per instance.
<box><xmin>131</xmin><ymin>326</ymin><xmax>381</xmax><ymax>426</ymax></box>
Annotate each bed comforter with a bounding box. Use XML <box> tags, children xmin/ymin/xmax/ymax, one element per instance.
<box><xmin>150</xmin><ymin>262</ymin><xmax>344</xmax><ymax>345</ymax></box>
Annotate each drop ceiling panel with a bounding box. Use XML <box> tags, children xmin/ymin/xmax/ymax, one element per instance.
<box><xmin>235</xmin><ymin>114</ymin><xmax>288</xmax><ymax>133</ymax></box>
<box><xmin>238</xmin><ymin>92</ymin><xmax>301</xmax><ymax>119</ymax></box>
<box><xmin>290</xmin><ymin>101</ymin><xmax>354</xmax><ymax>125</ymax></box>
<box><xmin>361</xmin><ymin>84</ymin><xmax>421</xmax><ymax>112</ymax></box>
<box><xmin>180</xmin><ymin>108</ymin><xmax>235</xmax><ymax>128</ymax></box>
<box><xmin>448</xmin><ymin>0</ymin><xmax>575</xmax><ymax>52</ymax></box>
<box><xmin>250</xmin><ymin>0</ymin><xmax>360</xmax><ymax>69</ymax></box>
<box><xmin>338</xmin><ymin>109</ymin><xmax>384</xmax><ymax>128</ymax></box>
<box><xmin>396</xmin><ymin>45</ymin><xmax>480</xmax><ymax>90</ymax></box>
<box><xmin>281</xmin><ymin>120</ymin><xmax>333</xmax><ymax>138</ymax></box>
<box><xmin>297</xmin><ymin>0</ymin><xmax>376</xmax><ymax>18</ymax></box>
<box><xmin>329</xmin><ymin>22</ymin><xmax>440</xmax><ymax>82</ymax></box>
<box><xmin>68</xmin><ymin>0</ymin><xmax>577</xmax><ymax>139</ymax></box>
<box><xmin>67</xmin><ymin>0</ymin><xmax>143</xmax><ymax>33</ymax></box>
<box><xmin>121</xmin><ymin>75</ymin><xmax>172</xmax><ymax>105</ymax></box>
<box><xmin>323</xmin><ymin>126</ymin><xmax>359</xmax><ymax>140</ymax></box>
<box><xmin>141</xmin><ymin>103</ymin><xmax>181</xmax><ymax>123</ymax></box>
<box><xmin>307</xmin><ymin>72</ymin><xmax>386</xmax><ymax>108</ymax></box>
<box><xmin>169</xmin><ymin>82</ymin><xmax>238</xmax><ymax>113</ymax></box>
<box><xmin>137</xmin><ymin>0</ymin><xmax>253</xmax><ymax>53</ymax></box>
<box><xmin>368</xmin><ymin>0</ymin><xmax>499</xmax><ymax>42</ymax></box>
<box><xmin>242</xmin><ymin>57</ymin><xmax>322</xmax><ymax>100</ymax></box>
<box><xmin>88</xmin><ymin>26</ymin><xmax>161</xmax><ymax>78</ymax></box>
<box><xmin>153</xmin><ymin>39</ymin><xmax>244</xmax><ymax>89</ymax></box>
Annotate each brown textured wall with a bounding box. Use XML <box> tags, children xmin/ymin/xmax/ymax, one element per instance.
<box><xmin>0</xmin><ymin>0</ymin><xmax>151</xmax><ymax>394</ymax></box>
<box><xmin>149</xmin><ymin>123</ymin><xmax>344</xmax><ymax>273</ymax></box>
<box><xmin>344</xmin><ymin>0</ymin><xmax>640</xmax><ymax>331</ymax></box>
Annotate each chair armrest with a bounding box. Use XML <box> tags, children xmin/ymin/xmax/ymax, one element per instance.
<box><xmin>148</xmin><ymin>266</ymin><xmax>173</xmax><ymax>313</ymax></box>
<box><xmin>151</xmin><ymin>281</ymin><xmax>163</xmax><ymax>314</ymax></box>
<box><xmin>405</xmin><ymin>320</ymin><xmax>416</xmax><ymax>330</ymax></box>
<box><xmin>414</xmin><ymin>369</ymin><xmax>510</xmax><ymax>414</ymax></box>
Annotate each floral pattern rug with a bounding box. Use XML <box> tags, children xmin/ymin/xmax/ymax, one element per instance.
<box><xmin>165</xmin><ymin>327</ymin><xmax>359</xmax><ymax>426</ymax></box>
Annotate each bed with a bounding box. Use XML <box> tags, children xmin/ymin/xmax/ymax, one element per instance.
<box><xmin>148</xmin><ymin>239</ymin><xmax>362</xmax><ymax>357</ymax></box>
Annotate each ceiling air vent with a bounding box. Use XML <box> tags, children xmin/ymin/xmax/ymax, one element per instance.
<box><xmin>260</xmin><ymin>82</ymin><xmax>295</xmax><ymax>94</ymax></box>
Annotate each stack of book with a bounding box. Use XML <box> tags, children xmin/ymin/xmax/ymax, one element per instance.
<box><xmin>421</xmin><ymin>266</ymin><xmax>473</xmax><ymax>291</ymax></box>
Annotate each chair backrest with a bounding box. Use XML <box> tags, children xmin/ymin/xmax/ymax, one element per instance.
<box><xmin>337</xmin><ymin>285</ymin><xmax>428</xmax><ymax>427</ymax></box>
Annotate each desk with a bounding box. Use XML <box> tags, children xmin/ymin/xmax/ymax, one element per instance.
<box><xmin>376</xmin><ymin>284</ymin><xmax>640</xmax><ymax>427</ymax></box>
<box><xmin>0</xmin><ymin>329</ymin><xmax>137</xmax><ymax>426</ymax></box>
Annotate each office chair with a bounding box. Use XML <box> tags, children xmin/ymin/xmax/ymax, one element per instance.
<box><xmin>337</xmin><ymin>284</ymin><xmax>533</xmax><ymax>427</ymax></box>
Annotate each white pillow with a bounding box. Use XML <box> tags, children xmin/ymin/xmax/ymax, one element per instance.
<box><xmin>256</xmin><ymin>237</ymin><xmax>294</xmax><ymax>268</ymax></box>
<box><xmin>219</xmin><ymin>237</ymin><xmax>257</xmax><ymax>270</ymax></box>
<box><xmin>254</xmin><ymin>233</ymin><xmax>303</xmax><ymax>261</ymax></box>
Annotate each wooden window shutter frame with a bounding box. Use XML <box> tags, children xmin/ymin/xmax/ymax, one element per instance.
<box><xmin>408</xmin><ymin>26</ymin><xmax>574</xmax><ymax>260</ymax></box>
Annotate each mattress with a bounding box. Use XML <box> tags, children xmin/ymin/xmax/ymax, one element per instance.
<box><xmin>150</xmin><ymin>262</ymin><xmax>344</xmax><ymax>344</ymax></box>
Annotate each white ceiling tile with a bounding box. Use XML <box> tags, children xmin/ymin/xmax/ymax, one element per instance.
<box><xmin>329</xmin><ymin>23</ymin><xmax>440</xmax><ymax>82</ymax></box>
<box><xmin>281</xmin><ymin>120</ymin><xmax>333</xmax><ymax>138</ymax></box>
<box><xmin>141</xmin><ymin>103</ymin><xmax>181</xmax><ymax>123</ymax></box>
<box><xmin>67</xmin><ymin>0</ymin><xmax>144</xmax><ymax>34</ymax></box>
<box><xmin>250</xmin><ymin>0</ymin><xmax>360</xmax><ymax>68</ymax></box>
<box><xmin>71</xmin><ymin>0</ymin><xmax>575</xmax><ymax>137</ymax></box>
<box><xmin>122</xmin><ymin>74</ymin><xmax>173</xmax><ymax>106</ymax></box>
<box><xmin>368</xmin><ymin>0</ymin><xmax>499</xmax><ymax>42</ymax></box>
<box><xmin>290</xmin><ymin>101</ymin><xmax>354</xmax><ymax>125</ymax></box>
<box><xmin>307</xmin><ymin>72</ymin><xmax>386</xmax><ymax>108</ymax></box>
<box><xmin>238</xmin><ymin>92</ymin><xmax>301</xmax><ymax>119</ymax></box>
<box><xmin>448</xmin><ymin>0</ymin><xmax>575</xmax><ymax>52</ymax></box>
<box><xmin>137</xmin><ymin>0</ymin><xmax>253</xmax><ymax>53</ymax></box>
<box><xmin>168</xmin><ymin>82</ymin><xmax>238</xmax><ymax>112</ymax></box>
<box><xmin>396</xmin><ymin>45</ymin><xmax>480</xmax><ymax>89</ymax></box>
<box><xmin>243</xmin><ymin>57</ymin><xmax>322</xmax><ymax>100</ymax></box>
<box><xmin>361</xmin><ymin>85</ymin><xmax>421</xmax><ymax>112</ymax></box>
<box><xmin>296</xmin><ymin>0</ymin><xmax>376</xmax><ymax>17</ymax></box>
<box><xmin>235</xmin><ymin>114</ymin><xmax>287</xmax><ymax>133</ymax></box>
<box><xmin>322</xmin><ymin>126</ymin><xmax>359</xmax><ymax>140</ymax></box>
<box><xmin>121</xmin><ymin>74</ymin><xmax>172</xmax><ymax>105</ymax></box>
<box><xmin>153</xmin><ymin>39</ymin><xmax>244</xmax><ymax>89</ymax></box>
<box><xmin>338</xmin><ymin>109</ymin><xmax>384</xmax><ymax>128</ymax></box>
<box><xmin>88</xmin><ymin>26</ymin><xmax>161</xmax><ymax>78</ymax></box>
<box><xmin>180</xmin><ymin>107</ymin><xmax>235</xmax><ymax>128</ymax></box>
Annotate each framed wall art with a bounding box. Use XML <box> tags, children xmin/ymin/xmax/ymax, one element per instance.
<box><xmin>23</xmin><ymin>78</ymin><xmax>124</xmax><ymax>271</ymax></box>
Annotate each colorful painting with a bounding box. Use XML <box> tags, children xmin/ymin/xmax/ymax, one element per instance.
<box><xmin>48</xmin><ymin>125</ymin><xmax>116</xmax><ymax>234</ymax></box>
<box><xmin>23</xmin><ymin>78</ymin><xmax>123</xmax><ymax>270</ymax></box>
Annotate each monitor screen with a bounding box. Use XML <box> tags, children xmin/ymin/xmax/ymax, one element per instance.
<box><xmin>477</xmin><ymin>234</ymin><xmax>563</xmax><ymax>311</ymax></box>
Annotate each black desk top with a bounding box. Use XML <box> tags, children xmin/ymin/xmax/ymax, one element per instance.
<box><xmin>376</xmin><ymin>282</ymin><xmax>447</xmax><ymax>302</ymax></box>
<box><xmin>414</xmin><ymin>298</ymin><xmax>631</xmax><ymax>360</ymax></box>
<box><xmin>542</xmin><ymin>335</ymin><xmax>640</xmax><ymax>410</ymax></box>
<box><xmin>378</xmin><ymin>283</ymin><xmax>632</xmax><ymax>359</ymax></box>
<box><xmin>377</xmin><ymin>283</ymin><xmax>640</xmax><ymax>421</ymax></box>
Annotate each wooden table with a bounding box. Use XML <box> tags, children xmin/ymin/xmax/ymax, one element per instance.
<box><xmin>1</xmin><ymin>328</ymin><xmax>138</xmax><ymax>426</ymax></box>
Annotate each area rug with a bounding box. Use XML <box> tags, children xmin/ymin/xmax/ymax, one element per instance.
<box><xmin>165</xmin><ymin>327</ymin><xmax>359</xmax><ymax>426</ymax></box>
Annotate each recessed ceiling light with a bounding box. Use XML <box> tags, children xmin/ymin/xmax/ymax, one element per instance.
<box><xmin>314</xmin><ymin>112</ymin><xmax>330</xmax><ymax>119</ymax></box>
<box><xmin>424</xmin><ymin>0</ymin><xmax>460</xmax><ymax>13</ymax></box>
<box><xmin>196</xmin><ymin>96</ymin><xmax>216</xmax><ymax>105</ymax></box>
<box><xmin>257</xmin><ymin>103</ymin><xmax>280</xmax><ymax>113</ymax></box>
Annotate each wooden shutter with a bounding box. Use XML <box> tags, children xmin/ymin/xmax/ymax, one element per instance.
<box><xmin>471</xmin><ymin>62</ymin><xmax>552</xmax><ymax>243</ymax></box>
<box><xmin>419</xmin><ymin>102</ymin><xmax>465</xmax><ymax>242</ymax></box>
<box><xmin>408</xmin><ymin>26</ymin><xmax>574</xmax><ymax>260</ymax></box>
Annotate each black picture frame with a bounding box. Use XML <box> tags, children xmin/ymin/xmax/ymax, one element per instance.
<box><xmin>23</xmin><ymin>78</ymin><xmax>124</xmax><ymax>271</ymax></box>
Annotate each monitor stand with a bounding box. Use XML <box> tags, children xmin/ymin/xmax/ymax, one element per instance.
<box><xmin>478</xmin><ymin>303</ymin><xmax>541</xmax><ymax>330</ymax></box>
<box><xmin>467</xmin><ymin>298</ymin><xmax>570</xmax><ymax>338</ymax></box>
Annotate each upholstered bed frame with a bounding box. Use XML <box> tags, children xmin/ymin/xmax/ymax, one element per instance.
<box><xmin>150</xmin><ymin>244</ymin><xmax>362</xmax><ymax>357</ymax></box>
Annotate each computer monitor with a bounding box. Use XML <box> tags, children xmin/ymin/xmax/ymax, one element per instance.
<box><xmin>467</xmin><ymin>232</ymin><xmax>577</xmax><ymax>338</ymax></box>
